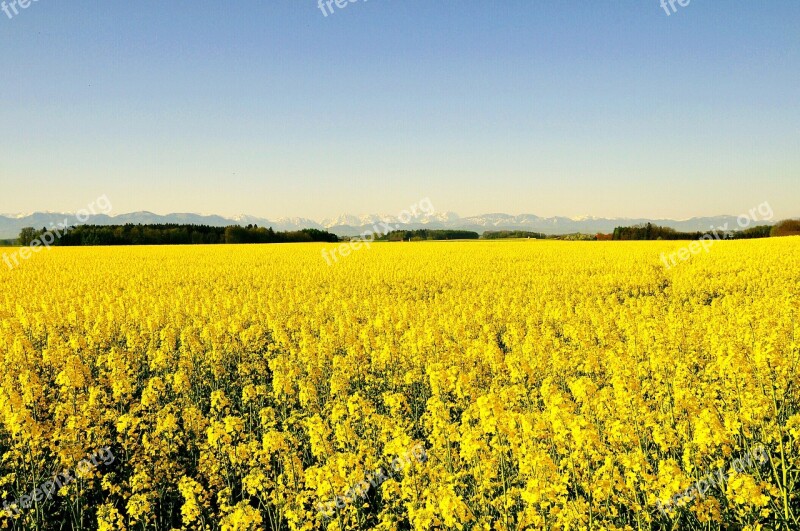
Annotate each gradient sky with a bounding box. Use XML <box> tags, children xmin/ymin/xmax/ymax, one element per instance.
<box><xmin>0</xmin><ymin>1</ymin><xmax>798</xmax><ymax>220</ymax></box>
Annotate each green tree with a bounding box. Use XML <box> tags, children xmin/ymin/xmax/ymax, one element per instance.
<box><xmin>18</xmin><ymin>227</ymin><xmax>38</xmax><ymax>246</ymax></box>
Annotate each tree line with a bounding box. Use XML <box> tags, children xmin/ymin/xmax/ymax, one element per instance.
<box><xmin>612</xmin><ymin>220</ymin><xmax>799</xmax><ymax>240</ymax></box>
<box><xmin>377</xmin><ymin>229</ymin><xmax>480</xmax><ymax>241</ymax></box>
<box><xmin>483</xmin><ymin>230</ymin><xmax>548</xmax><ymax>239</ymax></box>
<box><xmin>612</xmin><ymin>224</ymin><xmax>709</xmax><ymax>241</ymax></box>
<box><xmin>17</xmin><ymin>224</ymin><xmax>339</xmax><ymax>246</ymax></box>
<box><xmin>9</xmin><ymin>219</ymin><xmax>798</xmax><ymax>246</ymax></box>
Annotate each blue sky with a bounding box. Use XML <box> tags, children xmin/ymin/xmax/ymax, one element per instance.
<box><xmin>0</xmin><ymin>1</ymin><xmax>798</xmax><ymax>220</ymax></box>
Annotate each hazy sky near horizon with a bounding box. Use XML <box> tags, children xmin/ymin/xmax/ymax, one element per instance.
<box><xmin>0</xmin><ymin>1</ymin><xmax>798</xmax><ymax>220</ymax></box>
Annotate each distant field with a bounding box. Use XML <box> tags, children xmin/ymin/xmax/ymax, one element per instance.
<box><xmin>0</xmin><ymin>240</ymin><xmax>798</xmax><ymax>530</ymax></box>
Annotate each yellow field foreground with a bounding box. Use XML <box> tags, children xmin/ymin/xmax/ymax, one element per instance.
<box><xmin>0</xmin><ymin>240</ymin><xmax>798</xmax><ymax>530</ymax></box>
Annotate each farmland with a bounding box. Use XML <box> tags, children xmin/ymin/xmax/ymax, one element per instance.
<box><xmin>0</xmin><ymin>240</ymin><xmax>798</xmax><ymax>530</ymax></box>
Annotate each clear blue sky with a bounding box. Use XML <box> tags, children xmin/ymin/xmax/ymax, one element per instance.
<box><xmin>1</xmin><ymin>1</ymin><xmax>798</xmax><ymax>220</ymax></box>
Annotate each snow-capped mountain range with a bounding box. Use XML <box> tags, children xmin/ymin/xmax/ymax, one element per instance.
<box><xmin>0</xmin><ymin>210</ymin><xmax>780</xmax><ymax>240</ymax></box>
